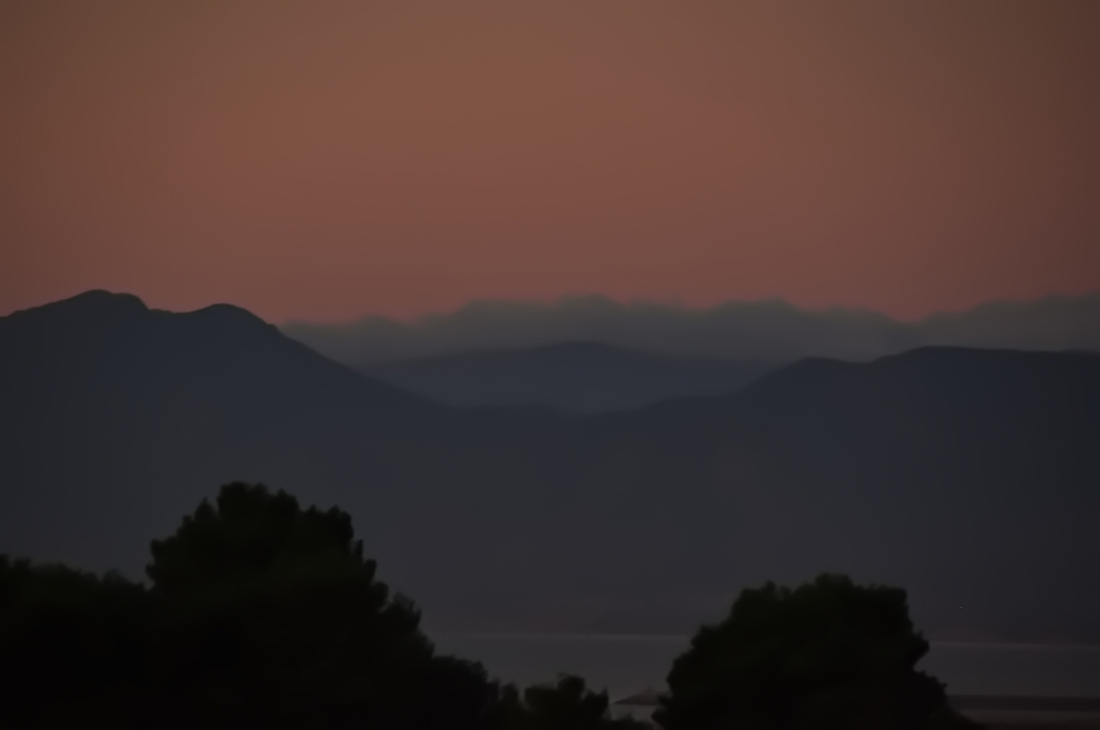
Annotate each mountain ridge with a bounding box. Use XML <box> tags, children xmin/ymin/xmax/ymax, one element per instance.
<box><xmin>360</xmin><ymin>341</ymin><xmax>779</xmax><ymax>413</ymax></box>
<box><xmin>281</xmin><ymin>292</ymin><xmax>1100</xmax><ymax>364</ymax></box>
<box><xmin>3</xmin><ymin>292</ymin><xmax>1100</xmax><ymax>642</ymax></box>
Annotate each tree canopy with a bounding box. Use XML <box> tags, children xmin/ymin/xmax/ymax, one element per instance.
<box><xmin>498</xmin><ymin>674</ymin><xmax>649</xmax><ymax>730</ymax></box>
<box><xmin>0</xmin><ymin>485</ymin><xmax>972</xmax><ymax>730</ymax></box>
<box><xmin>142</xmin><ymin>482</ymin><xmax>490</xmax><ymax>729</ymax></box>
<box><xmin>0</xmin><ymin>483</ymin><xmax>646</xmax><ymax>730</ymax></box>
<box><xmin>655</xmin><ymin>574</ymin><xmax>972</xmax><ymax>730</ymax></box>
<box><xmin>0</xmin><ymin>557</ymin><xmax>150</xmax><ymax>727</ymax></box>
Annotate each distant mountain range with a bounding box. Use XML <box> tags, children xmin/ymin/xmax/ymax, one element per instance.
<box><xmin>4</xmin><ymin>291</ymin><xmax>1100</xmax><ymax>643</ymax></box>
<box><xmin>359</xmin><ymin>343</ymin><xmax>778</xmax><ymax>413</ymax></box>
<box><xmin>282</xmin><ymin>292</ymin><xmax>1100</xmax><ymax>364</ymax></box>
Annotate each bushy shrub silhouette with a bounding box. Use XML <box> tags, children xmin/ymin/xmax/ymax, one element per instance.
<box><xmin>1</xmin><ymin>484</ymin><xmax>497</xmax><ymax>729</ymax></box>
<box><xmin>146</xmin><ymin>482</ymin><xmax>504</xmax><ymax>729</ymax></box>
<box><xmin>497</xmin><ymin>674</ymin><xmax>650</xmax><ymax>730</ymax></box>
<box><xmin>0</xmin><ymin>483</ymin><xmax>650</xmax><ymax>729</ymax></box>
<box><xmin>0</xmin><ymin>557</ymin><xmax>149</xmax><ymax>726</ymax></box>
<box><xmin>655</xmin><ymin>574</ymin><xmax>975</xmax><ymax>730</ymax></box>
<box><xmin>1</xmin><ymin>488</ymin><xmax>970</xmax><ymax>730</ymax></box>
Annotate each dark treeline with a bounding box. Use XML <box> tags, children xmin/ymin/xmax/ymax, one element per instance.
<box><xmin>0</xmin><ymin>483</ymin><xmax>644</xmax><ymax>730</ymax></box>
<box><xmin>1</xmin><ymin>483</ymin><xmax>975</xmax><ymax>729</ymax></box>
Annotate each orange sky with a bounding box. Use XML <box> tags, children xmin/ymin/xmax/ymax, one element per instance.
<box><xmin>2</xmin><ymin>0</ymin><xmax>1097</xmax><ymax>322</ymax></box>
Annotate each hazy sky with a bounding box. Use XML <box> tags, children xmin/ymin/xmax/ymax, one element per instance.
<box><xmin>2</xmin><ymin>1</ymin><xmax>1097</xmax><ymax>322</ymax></box>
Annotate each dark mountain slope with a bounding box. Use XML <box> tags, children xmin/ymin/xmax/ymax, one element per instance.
<box><xmin>3</xmin><ymin>293</ymin><xmax>1100</xmax><ymax>641</ymax></box>
<box><xmin>359</xmin><ymin>342</ymin><xmax>778</xmax><ymax>413</ymax></box>
<box><xmin>0</xmin><ymin>292</ymin><xmax>563</xmax><ymax>583</ymax></box>
<box><xmin>568</xmin><ymin>348</ymin><xmax>1100</xmax><ymax>638</ymax></box>
<box><xmin>1</xmin><ymin>291</ymin><xmax>433</xmax><ymax>427</ymax></box>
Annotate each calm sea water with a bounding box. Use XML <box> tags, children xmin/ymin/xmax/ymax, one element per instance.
<box><xmin>430</xmin><ymin>633</ymin><xmax>1100</xmax><ymax>700</ymax></box>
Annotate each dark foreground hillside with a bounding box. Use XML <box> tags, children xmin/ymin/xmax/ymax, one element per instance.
<box><xmin>2</xmin><ymin>291</ymin><xmax>1099</xmax><ymax>640</ymax></box>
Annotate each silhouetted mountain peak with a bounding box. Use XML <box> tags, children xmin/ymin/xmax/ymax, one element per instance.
<box><xmin>184</xmin><ymin>302</ymin><xmax>273</xmax><ymax>329</ymax></box>
<box><xmin>27</xmin><ymin>290</ymin><xmax>288</xmax><ymax>338</ymax></box>
<box><xmin>164</xmin><ymin>302</ymin><xmax>286</xmax><ymax>349</ymax></box>
<box><xmin>0</xmin><ymin>290</ymin><xmax>434</xmax><ymax>420</ymax></box>
<box><xmin>7</xmin><ymin>291</ymin><xmax>272</xmax><ymax>332</ymax></box>
<box><xmin>65</xmin><ymin>289</ymin><xmax>147</xmax><ymax>310</ymax></box>
<box><xmin>7</xmin><ymin>289</ymin><xmax>148</xmax><ymax>322</ymax></box>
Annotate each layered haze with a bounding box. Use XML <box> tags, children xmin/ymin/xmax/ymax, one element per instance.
<box><xmin>283</xmin><ymin>293</ymin><xmax>1100</xmax><ymax>364</ymax></box>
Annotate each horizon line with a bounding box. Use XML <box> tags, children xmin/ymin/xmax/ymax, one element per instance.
<box><xmin>277</xmin><ymin>289</ymin><xmax>1100</xmax><ymax>330</ymax></box>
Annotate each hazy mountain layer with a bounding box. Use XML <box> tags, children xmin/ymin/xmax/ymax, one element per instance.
<box><xmin>360</xmin><ymin>343</ymin><xmax>779</xmax><ymax>413</ymax></box>
<box><xmin>282</xmin><ymin>293</ymin><xmax>1100</xmax><ymax>364</ymax></box>
<box><xmin>4</xmin><ymin>292</ymin><xmax>1100</xmax><ymax>643</ymax></box>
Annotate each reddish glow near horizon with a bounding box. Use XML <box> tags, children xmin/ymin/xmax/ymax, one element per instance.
<box><xmin>1</xmin><ymin>1</ymin><xmax>1097</xmax><ymax>323</ymax></box>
